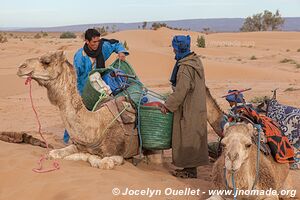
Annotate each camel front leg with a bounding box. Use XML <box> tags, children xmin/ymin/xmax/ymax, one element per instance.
<box><xmin>64</xmin><ymin>153</ymin><xmax>91</xmax><ymax>161</ymax></box>
<box><xmin>48</xmin><ymin>144</ymin><xmax>78</xmax><ymax>159</ymax></box>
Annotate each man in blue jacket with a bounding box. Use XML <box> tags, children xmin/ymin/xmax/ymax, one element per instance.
<box><xmin>74</xmin><ymin>28</ymin><xmax>129</xmax><ymax>95</ymax></box>
<box><xmin>64</xmin><ymin>28</ymin><xmax>129</xmax><ymax>143</ymax></box>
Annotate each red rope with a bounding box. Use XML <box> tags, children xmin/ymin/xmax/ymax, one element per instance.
<box><xmin>25</xmin><ymin>76</ymin><xmax>60</xmax><ymax>173</ymax></box>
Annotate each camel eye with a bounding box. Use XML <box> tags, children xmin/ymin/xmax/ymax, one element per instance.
<box><xmin>40</xmin><ymin>57</ymin><xmax>51</xmax><ymax>65</ymax></box>
<box><xmin>245</xmin><ymin>143</ymin><xmax>252</xmax><ymax>148</ymax></box>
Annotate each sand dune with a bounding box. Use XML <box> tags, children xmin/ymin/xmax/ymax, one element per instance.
<box><xmin>0</xmin><ymin>28</ymin><xmax>299</xmax><ymax>200</ymax></box>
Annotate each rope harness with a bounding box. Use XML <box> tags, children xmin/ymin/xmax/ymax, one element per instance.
<box><xmin>223</xmin><ymin>110</ymin><xmax>263</xmax><ymax>199</ymax></box>
<box><xmin>25</xmin><ymin>76</ymin><xmax>60</xmax><ymax>173</ymax></box>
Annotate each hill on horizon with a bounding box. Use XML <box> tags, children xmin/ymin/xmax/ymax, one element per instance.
<box><xmin>1</xmin><ymin>17</ymin><xmax>300</xmax><ymax>32</ymax></box>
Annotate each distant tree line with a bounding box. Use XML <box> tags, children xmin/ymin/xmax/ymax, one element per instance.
<box><xmin>241</xmin><ymin>10</ymin><xmax>285</xmax><ymax>32</ymax></box>
<box><xmin>150</xmin><ymin>22</ymin><xmax>189</xmax><ymax>31</ymax></box>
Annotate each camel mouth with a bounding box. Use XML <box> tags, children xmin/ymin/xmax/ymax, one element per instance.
<box><xmin>17</xmin><ymin>69</ymin><xmax>51</xmax><ymax>81</ymax></box>
<box><xmin>17</xmin><ymin>70</ymin><xmax>33</xmax><ymax>78</ymax></box>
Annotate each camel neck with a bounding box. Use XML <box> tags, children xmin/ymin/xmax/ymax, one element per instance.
<box><xmin>46</xmin><ymin>61</ymin><xmax>84</xmax><ymax>113</ymax></box>
<box><xmin>206</xmin><ymin>87</ymin><xmax>225</xmax><ymax>137</ymax></box>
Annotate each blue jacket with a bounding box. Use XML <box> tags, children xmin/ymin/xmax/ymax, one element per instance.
<box><xmin>73</xmin><ymin>41</ymin><xmax>129</xmax><ymax>95</ymax></box>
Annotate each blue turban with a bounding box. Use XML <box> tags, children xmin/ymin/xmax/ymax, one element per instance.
<box><xmin>172</xmin><ymin>35</ymin><xmax>191</xmax><ymax>60</ymax></box>
<box><xmin>225</xmin><ymin>90</ymin><xmax>244</xmax><ymax>103</ymax></box>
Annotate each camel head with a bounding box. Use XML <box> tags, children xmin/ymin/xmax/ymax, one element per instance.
<box><xmin>221</xmin><ymin>123</ymin><xmax>255</xmax><ymax>172</ymax></box>
<box><xmin>17</xmin><ymin>51</ymin><xmax>66</xmax><ymax>86</ymax></box>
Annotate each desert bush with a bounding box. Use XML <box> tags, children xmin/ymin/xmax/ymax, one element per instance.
<box><xmin>151</xmin><ymin>22</ymin><xmax>167</xmax><ymax>30</ymax></box>
<box><xmin>284</xmin><ymin>87</ymin><xmax>300</xmax><ymax>92</ymax></box>
<box><xmin>142</xmin><ymin>21</ymin><xmax>147</xmax><ymax>29</ymax></box>
<box><xmin>280</xmin><ymin>58</ymin><xmax>295</xmax><ymax>63</ymax></box>
<box><xmin>42</xmin><ymin>31</ymin><xmax>48</xmax><ymax>37</ymax></box>
<box><xmin>60</xmin><ymin>32</ymin><xmax>77</xmax><ymax>39</ymax></box>
<box><xmin>94</xmin><ymin>27</ymin><xmax>108</xmax><ymax>36</ymax></box>
<box><xmin>250</xmin><ymin>96</ymin><xmax>269</xmax><ymax>104</ymax></box>
<box><xmin>297</xmin><ymin>48</ymin><xmax>300</xmax><ymax>52</ymax></box>
<box><xmin>197</xmin><ymin>35</ymin><xmax>206</xmax><ymax>48</ymax></box>
<box><xmin>241</xmin><ymin>10</ymin><xmax>284</xmax><ymax>32</ymax></box>
<box><xmin>250</xmin><ymin>55</ymin><xmax>257</xmax><ymax>60</ymax></box>
<box><xmin>34</xmin><ymin>33</ymin><xmax>41</xmax><ymax>39</ymax></box>
<box><xmin>0</xmin><ymin>34</ymin><xmax>8</xmax><ymax>43</ymax></box>
<box><xmin>123</xmin><ymin>41</ymin><xmax>129</xmax><ymax>50</ymax></box>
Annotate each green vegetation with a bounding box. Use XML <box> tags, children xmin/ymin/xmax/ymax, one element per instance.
<box><xmin>123</xmin><ymin>41</ymin><xmax>129</xmax><ymax>50</ymax></box>
<box><xmin>142</xmin><ymin>21</ymin><xmax>147</xmax><ymax>29</ymax></box>
<box><xmin>34</xmin><ymin>33</ymin><xmax>41</xmax><ymax>39</ymax></box>
<box><xmin>0</xmin><ymin>34</ymin><xmax>8</xmax><ymax>43</ymax></box>
<box><xmin>241</xmin><ymin>10</ymin><xmax>284</xmax><ymax>32</ymax></box>
<box><xmin>41</xmin><ymin>31</ymin><xmax>48</xmax><ymax>37</ymax></box>
<box><xmin>280</xmin><ymin>58</ymin><xmax>300</xmax><ymax>69</ymax></box>
<box><xmin>197</xmin><ymin>35</ymin><xmax>206</xmax><ymax>48</ymax></box>
<box><xmin>60</xmin><ymin>32</ymin><xmax>77</xmax><ymax>39</ymax></box>
<box><xmin>94</xmin><ymin>26</ymin><xmax>108</xmax><ymax>36</ymax></box>
<box><xmin>151</xmin><ymin>22</ymin><xmax>167</xmax><ymax>30</ymax></box>
<box><xmin>280</xmin><ymin>58</ymin><xmax>295</xmax><ymax>64</ymax></box>
<box><xmin>250</xmin><ymin>96</ymin><xmax>269</xmax><ymax>104</ymax></box>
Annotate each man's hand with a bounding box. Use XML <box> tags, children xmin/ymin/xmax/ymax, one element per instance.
<box><xmin>160</xmin><ymin>104</ymin><xmax>169</xmax><ymax>114</ymax></box>
<box><xmin>118</xmin><ymin>52</ymin><xmax>126</xmax><ymax>61</ymax></box>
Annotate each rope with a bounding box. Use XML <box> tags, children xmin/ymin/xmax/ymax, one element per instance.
<box><xmin>252</xmin><ymin>124</ymin><xmax>262</xmax><ymax>190</ymax></box>
<box><xmin>223</xmin><ymin>121</ymin><xmax>262</xmax><ymax>198</ymax></box>
<box><xmin>25</xmin><ymin>76</ymin><xmax>60</xmax><ymax>173</ymax></box>
<box><xmin>136</xmin><ymin>89</ymin><xmax>146</xmax><ymax>158</ymax></box>
<box><xmin>92</xmin><ymin>92</ymin><xmax>107</xmax><ymax>112</ymax></box>
<box><xmin>232</xmin><ymin>172</ymin><xmax>237</xmax><ymax>200</ymax></box>
<box><xmin>86</xmin><ymin>102</ymin><xmax>131</xmax><ymax>150</ymax></box>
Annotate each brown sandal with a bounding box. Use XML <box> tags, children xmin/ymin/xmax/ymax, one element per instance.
<box><xmin>171</xmin><ymin>169</ymin><xmax>197</xmax><ymax>179</ymax></box>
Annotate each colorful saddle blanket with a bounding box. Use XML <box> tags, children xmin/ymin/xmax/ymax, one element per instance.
<box><xmin>267</xmin><ymin>99</ymin><xmax>300</xmax><ymax>169</ymax></box>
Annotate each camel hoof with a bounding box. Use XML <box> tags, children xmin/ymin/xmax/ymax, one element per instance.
<box><xmin>109</xmin><ymin>156</ymin><xmax>124</xmax><ymax>166</ymax></box>
<box><xmin>98</xmin><ymin>157</ymin><xmax>115</xmax><ymax>170</ymax></box>
<box><xmin>88</xmin><ymin>155</ymin><xmax>102</xmax><ymax>168</ymax></box>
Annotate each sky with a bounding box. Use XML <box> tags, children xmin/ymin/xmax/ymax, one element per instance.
<box><xmin>1</xmin><ymin>0</ymin><xmax>299</xmax><ymax>27</ymax></box>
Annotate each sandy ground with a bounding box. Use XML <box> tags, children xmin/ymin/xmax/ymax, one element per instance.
<box><xmin>0</xmin><ymin>28</ymin><xmax>299</xmax><ymax>200</ymax></box>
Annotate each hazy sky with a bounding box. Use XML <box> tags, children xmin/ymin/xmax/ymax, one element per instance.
<box><xmin>1</xmin><ymin>0</ymin><xmax>299</xmax><ymax>27</ymax></box>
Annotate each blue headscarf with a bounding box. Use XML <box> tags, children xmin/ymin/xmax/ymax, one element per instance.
<box><xmin>225</xmin><ymin>90</ymin><xmax>244</xmax><ymax>103</ymax></box>
<box><xmin>172</xmin><ymin>35</ymin><xmax>191</xmax><ymax>60</ymax></box>
<box><xmin>170</xmin><ymin>35</ymin><xmax>192</xmax><ymax>86</ymax></box>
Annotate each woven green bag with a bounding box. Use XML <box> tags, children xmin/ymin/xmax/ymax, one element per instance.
<box><xmin>110</xmin><ymin>59</ymin><xmax>138</xmax><ymax>78</ymax></box>
<box><xmin>139</xmin><ymin>106</ymin><xmax>173</xmax><ymax>150</ymax></box>
<box><xmin>82</xmin><ymin>68</ymin><xmax>110</xmax><ymax>111</ymax></box>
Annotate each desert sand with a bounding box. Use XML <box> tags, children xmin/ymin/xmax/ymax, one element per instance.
<box><xmin>0</xmin><ymin>28</ymin><xmax>299</xmax><ymax>200</ymax></box>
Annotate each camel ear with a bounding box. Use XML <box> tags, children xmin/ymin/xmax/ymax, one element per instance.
<box><xmin>55</xmin><ymin>50</ymin><xmax>66</xmax><ymax>61</ymax></box>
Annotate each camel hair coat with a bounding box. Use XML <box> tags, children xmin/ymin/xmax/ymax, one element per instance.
<box><xmin>165</xmin><ymin>53</ymin><xmax>209</xmax><ymax>168</ymax></box>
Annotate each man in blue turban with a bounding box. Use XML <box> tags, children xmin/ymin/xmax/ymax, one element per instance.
<box><xmin>161</xmin><ymin>35</ymin><xmax>208</xmax><ymax>178</ymax></box>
